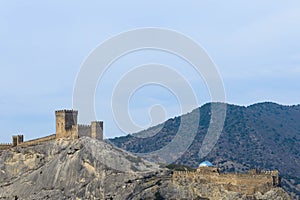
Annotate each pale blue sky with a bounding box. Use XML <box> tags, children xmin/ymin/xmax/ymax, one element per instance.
<box><xmin>0</xmin><ymin>1</ymin><xmax>300</xmax><ymax>142</ymax></box>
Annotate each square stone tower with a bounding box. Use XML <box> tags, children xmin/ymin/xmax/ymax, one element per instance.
<box><xmin>55</xmin><ymin>110</ymin><xmax>78</xmax><ymax>139</ymax></box>
<box><xmin>91</xmin><ymin>121</ymin><xmax>103</xmax><ymax>140</ymax></box>
<box><xmin>12</xmin><ymin>135</ymin><xmax>24</xmax><ymax>146</ymax></box>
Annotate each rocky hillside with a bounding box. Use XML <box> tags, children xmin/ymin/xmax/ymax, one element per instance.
<box><xmin>109</xmin><ymin>102</ymin><xmax>300</xmax><ymax>199</ymax></box>
<box><xmin>0</xmin><ymin>137</ymin><xmax>290</xmax><ymax>199</ymax></box>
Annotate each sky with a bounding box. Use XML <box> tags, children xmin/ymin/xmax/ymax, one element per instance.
<box><xmin>0</xmin><ymin>1</ymin><xmax>300</xmax><ymax>142</ymax></box>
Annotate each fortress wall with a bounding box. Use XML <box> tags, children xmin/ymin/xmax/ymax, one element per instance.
<box><xmin>17</xmin><ymin>134</ymin><xmax>56</xmax><ymax>147</ymax></box>
<box><xmin>1</xmin><ymin>109</ymin><xmax>103</xmax><ymax>149</ymax></box>
<box><xmin>78</xmin><ymin>123</ymin><xmax>103</xmax><ymax>140</ymax></box>
<box><xmin>78</xmin><ymin>124</ymin><xmax>91</xmax><ymax>137</ymax></box>
<box><xmin>173</xmin><ymin>171</ymin><xmax>197</xmax><ymax>177</ymax></box>
<box><xmin>0</xmin><ymin>144</ymin><xmax>12</xmax><ymax>150</ymax></box>
<box><xmin>213</xmin><ymin>174</ymin><xmax>274</xmax><ymax>194</ymax></box>
<box><xmin>172</xmin><ymin>170</ymin><xmax>278</xmax><ymax>195</ymax></box>
<box><xmin>212</xmin><ymin>173</ymin><xmax>272</xmax><ymax>186</ymax></box>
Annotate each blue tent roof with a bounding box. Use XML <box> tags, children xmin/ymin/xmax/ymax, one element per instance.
<box><xmin>199</xmin><ymin>161</ymin><xmax>213</xmax><ymax>167</ymax></box>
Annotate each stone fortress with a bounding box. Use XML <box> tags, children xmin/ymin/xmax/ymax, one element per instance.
<box><xmin>0</xmin><ymin>110</ymin><xmax>284</xmax><ymax>197</ymax></box>
<box><xmin>172</xmin><ymin>165</ymin><xmax>281</xmax><ymax>196</ymax></box>
<box><xmin>0</xmin><ymin>109</ymin><xmax>103</xmax><ymax>150</ymax></box>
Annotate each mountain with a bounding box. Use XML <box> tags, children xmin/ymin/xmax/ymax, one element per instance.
<box><xmin>0</xmin><ymin>137</ymin><xmax>290</xmax><ymax>199</ymax></box>
<box><xmin>109</xmin><ymin>102</ymin><xmax>300</xmax><ymax>199</ymax></box>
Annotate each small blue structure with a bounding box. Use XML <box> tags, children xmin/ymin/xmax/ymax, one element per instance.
<box><xmin>199</xmin><ymin>161</ymin><xmax>213</xmax><ymax>167</ymax></box>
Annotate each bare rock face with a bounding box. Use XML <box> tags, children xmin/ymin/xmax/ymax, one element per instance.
<box><xmin>0</xmin><ymin>138</ymin><xmax>291</xmax><ymax>199</ymax></box>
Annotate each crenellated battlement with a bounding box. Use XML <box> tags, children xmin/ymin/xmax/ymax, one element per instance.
<box><xmin>55</xmin><ymin>110</ymin><xmax>78</xmax><ymax>114</ymax></box>
<box><xmin>0</xmin><ymin>143</ymin><xmax>12</xmax><ymax>150</ymax></box>
<box><xmin>78</xmin><ymin>124</ymin><xmax>91</xmax><ymax>128</ymax></box>
<box><xmin>17</xmin><ymin>134</ymin><xmax>56</xmax><ymax>147</ymax></box>
<box><xmin>248</xmin><ymin>168</ymin><xmax>279</xmax><ymax>176</ymax></box>
<box><xmin>262</xmin><ymin>170</ymin><xmax>279</xmax><ymax>175</ymax></box>
<box><xmin>173</xmin><ymin>171</ymin><xmax>197</xmax><ymax>175</ymax></box>
<box><xmin>77</xmin><ymin>122</ymin><xmax>103</xmax><ymax>140</ymax></box>
<box><xmin>1</xmin><ymin>109</ymin><xmax>103</xmax><ymax>150</ymax></box>
<box><xmin>91</xmin><ymin>121</ymin><xmax>103</xmax><ymax>124</ymax></box>
<box><xmin>0</xmin><ymin>143</ymin><xmax>12</xmax><ymax>145</ymax></box>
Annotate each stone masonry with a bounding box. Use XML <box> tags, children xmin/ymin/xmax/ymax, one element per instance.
<box><xmin>0</xmin><ymin>109</ymin><xmax>103</xmax><ymax>149</ymax></box>
<box><xmin>173</xmin><ymin>166</ymin><xmax>281</xmax><ymax>196</ymax></box>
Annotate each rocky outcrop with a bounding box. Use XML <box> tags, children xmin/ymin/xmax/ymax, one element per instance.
<box><xmin>0</xmin><ymin>138</ymin><xmax>291</xmax><ymax>199</ymax></box>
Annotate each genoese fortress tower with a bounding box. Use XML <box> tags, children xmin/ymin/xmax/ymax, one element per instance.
<box><xmin>0</xmin><ymin>109</ymin><xmax>103</xmax><ymax>149</ymax></box>
<box><xmin>55</xmin><ymin>110</ymin><xmax>103</xmax><ymax>140</ymax></box>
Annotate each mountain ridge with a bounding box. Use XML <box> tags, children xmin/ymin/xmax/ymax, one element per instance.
<box><xmin>109</xmin><ymin>102</ymin><xmax>300</xmax><ymax>198</ymax></box>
